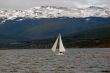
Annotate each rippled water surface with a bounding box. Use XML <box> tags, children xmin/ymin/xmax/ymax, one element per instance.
<box><xmin>0</xmin><ymin>48</ymin><xmax>110</xmax><ymax>73</ymax></box>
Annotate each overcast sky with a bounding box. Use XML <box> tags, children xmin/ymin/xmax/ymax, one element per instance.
<box><xmin>0</xmin><ymin>0</ymin><xmax>110</xmax><ymax>10</ymax></box>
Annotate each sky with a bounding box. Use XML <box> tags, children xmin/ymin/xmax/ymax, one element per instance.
<box><xmin>0</xmin><ymin>0</ymin><xmax>110</xmax><ymax>10</ymax></box>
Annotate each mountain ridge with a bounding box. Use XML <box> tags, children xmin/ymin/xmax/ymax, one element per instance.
<box><xmin>0</xmin><ymin>17</ymin><xmax>110</xmax><ymax>40</ymax></box>
<box><xmin>0</xmin><ymin>6</ymin><xmax>110</xmax><ymax>22</ymax></box>
<box><xmin>0</xmin><ymin>6</ymin><xmax>110</xmax><ymax>48</ymax></box>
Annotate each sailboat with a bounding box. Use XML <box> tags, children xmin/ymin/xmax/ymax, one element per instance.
<box><xmin>51</xmin><ymin>34</ymin><xmax>66</xmax><ymax>55</ymax></box>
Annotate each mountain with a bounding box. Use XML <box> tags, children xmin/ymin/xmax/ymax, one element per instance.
<box><xmin>63</xmin><ymin>26</ymin><xmax>110</xmax><ymax>48</ymax></box>
<box><xmin>0</xmin><ymin>6</ymin><xmax>110</xmax><ymax>48</ymax></box>
<box><xmin>0</xmin><ymin>17</ymin><xmax>110</xmax><ymax>40</ymax></box>
<box><xmin>0</xmin><ymin>6</ymin><xmax>110</xmax><ymax>21</ymax></box>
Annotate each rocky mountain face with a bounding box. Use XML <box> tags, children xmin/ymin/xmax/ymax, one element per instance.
<box><xmin>0</xmin><ymin>6</ymin><xmax>110</xmax><ymax>21</ymax></box>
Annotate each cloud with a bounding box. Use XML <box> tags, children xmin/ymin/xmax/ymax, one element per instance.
<box><xmin>0</xmin><ymin>0</ymin><xmax>110</xmax><ymax>9</ymax></box>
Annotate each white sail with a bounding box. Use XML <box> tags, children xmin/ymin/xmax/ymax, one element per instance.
<box><xmin>51</xmin><ymin>35</ymin><xmax>59</xmax><ymax>52</ymax></box>
<box><xmin>59</xmin><ymin>34</ymin><xmax>66</xmax><ymax>52</ymax></box>
<box><xmin>51</xmin><ymin>34</ymin><xmax>66</xmax><ymax>55</ymax></box>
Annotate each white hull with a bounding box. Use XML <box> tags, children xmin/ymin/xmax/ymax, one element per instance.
<box><xmin>56</xmin><ymin>53</ymin><xmax>64</xmax><ymax>55</ymax></box>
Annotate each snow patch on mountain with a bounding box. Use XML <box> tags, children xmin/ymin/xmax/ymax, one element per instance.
<box><xmin>0</xmin><ymin>6</ymin><xmax>110</xmax><ymax>21</ymax></box>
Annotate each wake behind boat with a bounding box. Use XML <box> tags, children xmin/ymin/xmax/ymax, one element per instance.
<box><xmin>51</xmin><ymin>34</ymin><xmax>66</xmax><ymax>55</ymax></box>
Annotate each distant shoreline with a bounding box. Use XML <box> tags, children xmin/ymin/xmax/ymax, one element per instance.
<box><xmin>0</xmin><ymin>48</ymin><xmax>110</xmax><ymax>50</ymax></box>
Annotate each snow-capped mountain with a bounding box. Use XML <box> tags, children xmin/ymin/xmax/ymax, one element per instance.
<box><xmin>0</xmin><ymin>6</ymin><xmax>110</xmax><ymax>20</ymax></box>
<box><xmin>0</xmin><ymin>6</ymin><xmax>110</xmax><ymax>44</ymax></box>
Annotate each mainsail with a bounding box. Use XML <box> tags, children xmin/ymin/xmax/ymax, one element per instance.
<box><xmin>59</xmin><ymin>34</ymin><xmax>66</xmax><ymax>52</ymax></box>
<box><xmin>51</xmin><ymin>34</ymin><xmax>66</xmax><ymax>55</ymax></box>
<box><xmin>51</xmin><ymin>35</ymin><xmax>59</xmax><ymax>52</ymax></box>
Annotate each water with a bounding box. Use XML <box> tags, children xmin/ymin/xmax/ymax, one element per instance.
<box><xmin>0</xmin><ymin>48</ymin><xmax>110</xmax><ymax>73</ymax></box>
